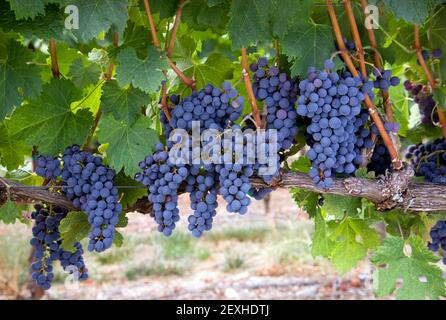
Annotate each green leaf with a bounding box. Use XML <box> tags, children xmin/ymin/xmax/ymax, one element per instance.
<box><xmin>6</xmin><ymin>0</ymin><xmax>45</xmax><ymax>19</ymax></box>
<box><xmin>97</xmin><ymin>113</ymin><xmax>159</xmax><ymax>176</ymax></box>
<box><xmin>381</xmin><ymin>0</ymin><xmax>432</xmax><ymax>25</ymax></box>
<box><xmin>371</xmin><ymin>235</ymin><xmax>445</xmax><ymax>300</ymax></box>
<box><xmin>8</xmin><ymin>79</ymin><xmax>93</xmax><ymax>155</ymax></box>
<box><xmin>270</xmin><ymin>0</ymin><xmax>313</xmax><ymax>40</ymax></box>
<box><xmin>0</xmin><ymin>39</ymin><xmax>42</xmax><ymax>120</ymax></box>
<box><xmin>228</xmin><ymin>0</ymin><xmax>270</xmax><ymax>48</ymax></box>
<box><xmin>115</xmin><ymin>171</ymin><xmax>147</xmax><ymax>207</ymax></box>
<box><xmin>59</xmin><ymin>211</ymin><xmax>90</xmax><ymax>252</ymax></box>
<box><xmin>322</xmin><ymin>195</ymin><xmax>362</xmax><ymax>219</ymax></box>
<box><xmin>282</xmin><ymin>21</ymin><xmax>334</xmax><ymax>77</ymax></box>
<box><xmin>0</xmin><ymin>121</ymin><xmax>28</xmax><ymax>170</ymax></box>
<box><xmin>113</xmin><ymin>229</ymin><xmax>124</xmax><ymax>247</ymax></box>
<box><xmin>388</xmin><ymin>80</ymin><xmax>409</xmax><ymax>137</ymax></box>
<box><xmin>49</xmin><ymin>43</ymin><xmax>80</xmax><ymax>79</ymax></box>
<box><xmin>69</xmin><ymin>58</ymin><xmax>101</xmax><ymax>89</ymax></box>
<box><xmin>182</xmin><ymin>53</ymin><xmax>234</xmax><ymax>90</ymax></box>
<box><xmin>311</xmin><ymin>210</ymin><xmax>333</xmax><ymax>258</ymax></box>
<box><xmin>290</xmin><ymin>157</ymin><xmax>311</xmax><ymax>173</ymax></box>
<box><xmin>116</xmin><ymin>46</ymin><xmax>167</xmax><ymax>93</ymax></box>
<box><xmin>100</xmin><ymin>80</ymin><xmax>150</xmax><ymax>124</ymax></box>
<box><xmin>0</xmin><ymin>199</ymin><xmax>20</xmax><ymax>224</ymax></box>
<box><xmin>70</xmin><ymin>0</ymin><xmax>129</xmax><ymax>42</ymax></box>
<box><xmin>329</xmin><ymin>217</ymin><xmax>380</xmax><ymax>273</ymax></box>
<box><xmin>289</xmin><ymin>188</ymin><xmax>319</xmax><ymax>217</ymax></box>
<box><xmin>0</xmin><ymin>2</ymin><xmax>65</xmax><ymax>40</ymax></box>
<box><xmin>149</xmin><ymin>0</ymin><xmax>177</xmax><ymax>19</ymax></box>
<box><xmin>116</xmin><ymin>212</ymin><xmax>128</xmax><ymax>228</ymax></box>
<box><xmin>183</xmin><ymin>0</ymin><xmax>230</xmax><ymax>32</ymax></box>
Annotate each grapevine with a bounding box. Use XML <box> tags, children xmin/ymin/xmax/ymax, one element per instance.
<box><xmin>1</xmin><ymin>0</ymin><xmax>446</xmax><ymax>301</ymax></box>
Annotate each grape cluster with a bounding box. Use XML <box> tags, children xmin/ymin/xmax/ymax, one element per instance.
<box><xmin>36</xmin><ymin>156</ymin><xmax>61</xmax><ymax>180</ymax></box>
<box><xmin>249</xmin><ymin>187</ymin><xmax>273</xmax><ymax>200</ymax></box>
<box><xmin>30</xmin><ymin>205</ymin><xmax>88</xmax><ymax>290</ymax></box>
<box><xmin>297</xmin><ymin>60</ymin><xmax>374</xmax><ymax>188</ymax></box>
<box><xmin>417</xmin><ymin>48</ymin><xmax>442</xmax><ymax>65</ymax></box>
<box><xmin>406</xmin><ymin>138</ymin><xmax>446</xmax><ymax>184</ymax></box>
<box><xmin>36</xmin><ymin>145</ymin><xmax>122</xmax><ymax>253</ymax></box>
<box><xmin>372</xmin><ymin>69</ymin><xmax>400</xmax><ymax>91</ymax></box>
<box><xmin>135</xmin><ymin>142</ymin><xmax>188</xmax><ymax>236</ymax></box>
<box><xmin>185</xmin><ymin>170</ymin><xmax>218</xmax><ymax>237</ymax></box>
<box><xmin>428</xmin><ymin>220</ymin><xmax>446</xmax><ymax>264</ymax></box>
<box><xmin>404</xmin><ymin>80</ymin><xmax>438</xmax><ymax>125</ymax></box>
<box><xmin>161</xmin><ymin>82</ymin><xmax>244</xmax><ymax>139</ymax></box>
<box><xmin>141</xmin><ymin>79</ymin><xmax>287</xmax><ymax>237</ymax></box>
<box><xmin>251</xmin><ymin>57</ymin><xmax>299</xmax><ymax>150</ymax></box>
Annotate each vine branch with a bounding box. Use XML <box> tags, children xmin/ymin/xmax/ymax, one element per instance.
<box><xmin>241</xmin><ymin>47</ymin><xmax>262</xmax><ymax>128</ymax></box>
<box><xmin>1</xmin><ymin>170</ymin><xmax>445</xmax><ymax>213</ymax></box>
<box><xmin>359</xmin><ymin>0</ymin><xmax>394</xmax><ymax>122</ymax></box>
<box><xmin>327</xmin><ymin>0</ymin><xmax>402</xmax><ymax>170</ymax></box>
<box><xmin>49</xmin><ymin>38</ymin><xmax>60</xmax><ymax>79</ymax></box>
<box><xmin>143</xmin><ymin>0</ymin><xmax>160</xmax><ymax>48</ymax></box>
<box><xmin>413</xmin><ymin>25</ymin><xmax>446</xmax><ymax>139</ymax></box>
<box><xmin>167</xmin><ymin>0</ymin><xmax>184</xmax><ymax>58</ymax></box>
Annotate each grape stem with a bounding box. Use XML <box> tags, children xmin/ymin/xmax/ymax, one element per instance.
<box><xmin>49</xmin><ymin>38</ymin><xmax>60</xmax><ymax>79</ymax></box>
<box><xmin>143</xmin><ymin>0</ymin><xmax>160</xmax><ymax>48</ymax></box>
<box><xmin>161</xmin><ymin>81</ymin><xmax>171</xmax><ymax>121</ymax></box>
<box><xmin>413</xmin><ymin>24</ymin><xmax>446</xmax><ymax>139</ymax></box>
<box><xmin>167</xmin><ymin>0</ymin><xmax>184</xmax><ymax>58</ymax></box>
<box><xmin>327</xmin><ymin>0</ymin><xmax>402</xmax><ymax>170</ymax></box>
<box><xmin>360</xmin><ymin>0</ymin><xmax>394</xmax><ymax>122</ymax></box>
<box><xmin>241</xmin><ymin>47</ymin><xmax>262</xmax><ymax>128</ymax></box>
<box><xmin>343</xmin><ymin>0</ymin><xmax>367</xmax><ymax>78</ymax></box>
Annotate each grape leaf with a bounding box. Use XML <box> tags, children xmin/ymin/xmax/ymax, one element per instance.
<box><xmin>0</xmin><ymin>2</ymin><xmax>65</xmax><ymax>40</ymax></box>
<box><xmin>322</xmin><ymin>195</ymin><xmax>362</xmax><ymax>219</ymax></box>
<box><xmin>8</xmin><ymin>79</ymin><xmax>93</xmax><ymax>155</ymax></box>
<box><xmin>116</xmin><ymin>46</ymin><xmax>167</xmax><ymax>93</ymax></box>
<box><xmin>381</xmin><ymin>0</ymin><xmax>435</xmax><ymax>25</ymax></box>
<box><xmin>0</xmin><ymin>199</ymin><xmax>20</xmax><ymax>224</ymax></box>
<box><xmin>371</xmin><ymin>235</ymin><xmax>445</xmax><ymax>300</ymax></box>
<box><xmin>228</xmin><ymin>0</ymin><xmax>270</xmax><ymax>48</ymax></box>
<box><xmin>115</xmin><ymin>171</ymin><xmax>147</xmax><ymax>208</ymax></box>
<box><xmin>328</xmin><ymin>217</ymin><xmax>380</xmax><ymax>273</ymax></box>
<box><xmin>0</xmin><ymin>39</ymin><xmax>42</xmax><ymax>120</ymax></box>
<box><xmin>182</xmin><ymin>53</ymin><xmax>234</xmax><ymax>91</ymax></box>
<box><xmin>149</xmin><ymin>0</ymin><xmax>177</xmax><ymax>19</ymax></box>
<box><xmin>0</xmin><ymin>121</ymin><xmax>28</xmax><ymax>170</ymax></box>
<box><xmin>183</xmin><ymin>0</ymin><xmax>229</xmax><ymax>32</ymax></box>
<box><xmin>269</xmin><ymin>0</ymin><xmax>313</xmax><ymax>39</ymax></box>
<box><xmin>282</xmin><ymin>21</ymin><xmax>334</xmax><ymax>77</ymax></box>
<box><xmin>47</xmin><ymin>42</ymin><xmax>79</xmax><ymax>78</ymax></box>
<box><xmin>59</xmin><ymin>211</ymin><xmax>90</xmax><ymax>252</ymax></box>
<box><xmin>117</xmin><ymin>22</ymin><xmax>152</xmax><ymax>58</ymax></box>
<box><xmin>69</xmin><ymin>0</ymin><xmax>129</xmax><ymax>42</ymax></box>
<box><xmin>290</xmin><ymin>157</ymin><xmax>311</xmax><ymax>173</ymax></box>
<box><xmin>6</xmin><ymin>0</ymin><xmax>45</xmax><ymax>19</ymax></box>
<box><xmin>100</xmin><ymin>80</ymin><xmax>150</xmax><ymax>124</ymax></box>
<box><xmin>388</xmin><ymin>83</ymin><xmax>409</xmax><ymax>137</ymax></box>
<box><xmin>97</xmin><ymin>114</ymin><xmax>159</xmax><ymax>176</ymax></box>
<box><xmin>68</xmin><ymin>58</ymin><xmax>101</xmax><ymax>89</ymax></box>
<box><xmin>289</xmin><ymin>188</ymin><xmax>319</xmax><ymax>217</ymax></box>
<box><xmin>311</xmin><ymin>210</ymin><xmax>333</xmax><ymax>258</ymax></box>
<box><xmin>113</xmin><ymin>229</ymin><xmax>124</xmax><ymax>247</ymax></box>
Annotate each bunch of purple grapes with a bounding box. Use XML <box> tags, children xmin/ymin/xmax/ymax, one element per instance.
<box><xmin>30</xmin><ymin>204</ymin><xmax>88</xmax><ymax>290</ymax></box>
<box><xmin>36</xmin><ymin>145</ymin><xmax>122</xmax><ymax>253</ymax></box>
<box><xmin>251</xmin><ymin>57</ymin><xmax>299</xmax><ymax>150</ymax></box>
<box><xmin>428</xmin><ymin>220</ymin><xmax>446</xmax><ymax>264</ymax></box>
<box><xmin>160</xmin><ymin>82</ymin><xmax>244</xmax><ymax>139</ymax></box>
<box><xmin>372</xmin><ymin>69</ymin><xmax>400</xmax><ymax>91</ymax></box>
<box><xmin>404</xmin><ymin>80</ymin><xmax>438</xmax><ymax>126</ymax></box>
<box><xmin>417</xmin><ymin>48</ymin><xmax>442</xmax><ymax>65</ymax></box>
<box><xmin>406</xmin><ymin>138</ymin><xmax>446</xmax><ymax>184</ymax></box>
<box><xmin>135</xmin><ymin>142</ymin><xmax>188</xmax><ymax>236</ymax></box>
<box><xmin>297</xmin><ymin>59</ymin><xmax>374</xmax><ymax>188</ymax></box>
